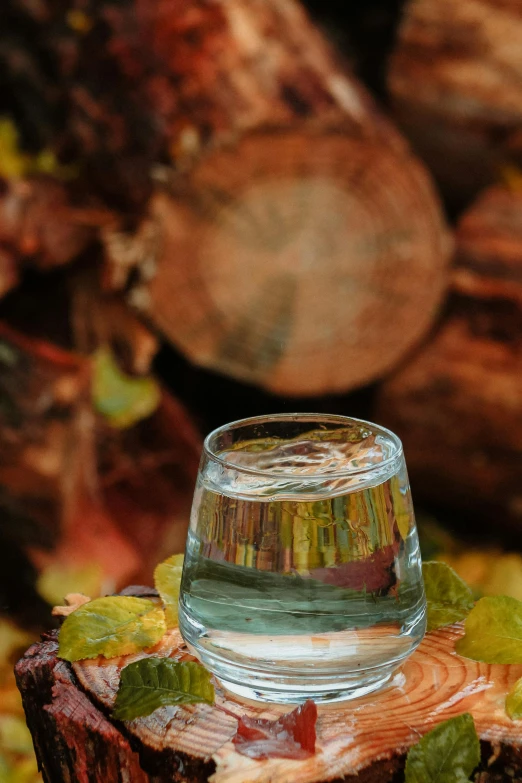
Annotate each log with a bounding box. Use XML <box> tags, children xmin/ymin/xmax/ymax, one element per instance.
<box><xmin>87</xmin><ymin>0</ymin><xmax>450</xmax><ymax>396</ymax></box>
<box><xmin>376</xmin><ymin>184</ymin><xmax>522</xmax><ymax>532</ymax></box>
<box><xmin>2</xmin><ymin>0</ymin><xmax>449</xmax><ymax>394</ymax></box>
<box><xmin>118</xmin><ymin>128</ymin><xmax>450</xmax><ymax>396</ymax></box>
<box><xmin>16</xmin><ymin>609</ymin><xmax>522</xmax><ymax>782</ymax></box>
<box><xmin>389</xmin><ymin>0</ymin><xmax>522</xmax><ymax>203</ymax></box>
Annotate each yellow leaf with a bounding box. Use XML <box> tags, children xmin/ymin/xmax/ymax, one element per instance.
<box><xmin>92</xmin><ymin>346</ymin><xmax>161</xmax><ymax>429</ymax></box>
<box><xmin>154</xmin><ymin>554</ymin><xmax>184</xmax><ymax>627</ymax></box>
<box><xmin>58</xmin><ymin>596</ymin><xmax>167</xmax><ymax>662</ymax></box>
<box><xmin>37</xmin><ymin>564</ymin><xmax>103</xmax><ymax>607</ymax></box>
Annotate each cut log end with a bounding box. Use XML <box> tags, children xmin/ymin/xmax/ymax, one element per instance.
<box><xmin>16</xmin><ymin>613</ymin><xmax>522</xmax><ymax>783</ymax></box>
<box><xmin>121</xmin><ymin>127</ymin><xmax>450</xmax><ymax>396</ymax></box>
<box><xmin>388</xmin><ymin>0</ymin><xmax>522</xmax><ymax>202</ymax></box>
<box><xmin>377</xmin><ymin>183</ymin><xmax>522</xmax><ymax>531</ymax></box>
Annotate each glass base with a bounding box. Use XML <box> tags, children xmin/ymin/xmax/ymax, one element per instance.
<box><xmin>215</xmin><ymin>668</ymin><xmax>394</xmax><ymax>705</ymax></box>
<box><xmin>183</xmin><ymin>633</ymin><xmax>400</xmax><ymax>704</ymax></box>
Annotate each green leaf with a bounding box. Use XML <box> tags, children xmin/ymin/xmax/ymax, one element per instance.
<box><xmin>92</xmin><ymin>346</ymin><xmax>160</xmax><ymax>429</ymax></box>
<box><xmin>112</xmin><ymin>658</ymin><xmax>214</xmax><ymax>721</ymax></box>
<box><xmin>455</xmin><ymin>595</ymin><xmax>522</xmax><ymax>664</ymax></box>
<box><xmin>506</xmin><ymin>676</ymin><xmax>522</xmax><ymax>720</ymax></box>
<box><xmin>154</xmin><ymin>554</ymin><xmax>184</xmax><ymax>627</ymax></box>
<box><xmin>58</xmin><ymin>596</ymin><xmax>167</xmax><ymax>662</ymax></box>
<box><xmin>405</xmin><ymin>713</ymin><xmax>480</xmax><ymax>783</ymax></box>
<box><xmin>423</xmin><ymin>561</ymin><xmax>474</xmax><ymax>632</ymax></box>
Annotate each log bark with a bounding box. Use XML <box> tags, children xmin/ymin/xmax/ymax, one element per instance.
<box><xmin>389</xmin><ymin>0</ymin><xmax>522</xmax><ymax>203</ymax></box>
<box><xmin>15</xmin><ymin>607</ymin><xmax>522</xmax><ymax>782</ymax></box>
<box><xmin>376</xmin><ymin>184</ymin><xmax>522</xmax><ymax>532</ymax></box>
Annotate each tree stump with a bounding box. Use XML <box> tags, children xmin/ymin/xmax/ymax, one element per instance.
<box><xmin>377</xmin><ymin>184</ymin><xmax>522</xmax><ymax>532</ymax></box>
<box><xmin>15</xmin><ymin>603</ymin><xmax>522</xmax><ymax>782</ymax></box>
<box><xmin>389</xmin><ymin>0</ymin><xmax>522</xmax><ymax>203</ymax></box>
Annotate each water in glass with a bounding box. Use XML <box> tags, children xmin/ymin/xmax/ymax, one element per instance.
<box><xmin>179</xmin><ymin>415</ymin><xmax>426</xmax><ymax>703</ymax></box>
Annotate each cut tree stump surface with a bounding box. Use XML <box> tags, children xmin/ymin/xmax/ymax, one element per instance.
<box><xmin>16</xmin><ymin>612</ymin><xmax>522</xmax><ymax>783</ymax></box>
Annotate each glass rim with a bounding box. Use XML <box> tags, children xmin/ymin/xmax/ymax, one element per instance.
<box><xmin>203</xmin><ymin>413</ymin><xmax>403</xmax><ymax>480</ymax></box>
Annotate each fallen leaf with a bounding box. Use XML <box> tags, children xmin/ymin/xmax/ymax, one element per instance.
<box><xmin>92</xmin><ymin>346</ymin><xmax>160</xmax><ymax>429</ymax></box>
<box><xmin>233</xmin><ymin>700</ymin><xmax>317</xmax><ymax>760</ymax></box>
<box><xmin>423</xmin><ymin>561</ymin><xmax>474</xmax><ymax>632</ymax></box>
<box><xmin>113</xmin><ymin>658</ymin><xmax>214</xmax><ymax>720</ymax></box>
<box><xmin>58</xmin><ymin>596</ymin><xmax>166</xmax><ymax>661</ymax></box>
<box><xmin>455</xmin><ymin>595</ymin><xmax>522</xmax><ymax>664</ymax></box>
<box><xmin>405</xmin><ymin>713</ymin><xmax>480</xmax><ymax>783</ymax></box>
<box><xmin>506</xmin><ymin>676</ymin><xmax>522</xmax><ymax>720</ymax></box>
<box><xmin>154</xmin><ymin>554</ymin><xmax>184</xmax><ymax>627</ymax></box>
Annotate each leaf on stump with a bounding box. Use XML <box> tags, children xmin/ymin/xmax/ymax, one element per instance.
<box><xmin>404</xmin><ymin>713</ymin><xmax>480</xmax><ymax>783</ymax></box>
<box><xmin>233</xmin><ymin>700</ymin><xmax>317</xmax><ymax>760</ymax></box>
<box><xmin>58</xmin><ymin>596</ymin><xmax>166</xmax><ymax>662</ymax></box>
<box><xmin>423</xmin><ymin>561</ymin><xmax>474</xmax><ymax>632</ymax></box>
<box><xmin>154</xmin><ymin>554</ymin><xmax>184</xmax><ymax>627</ymax></box>
<box><xmin>113</xmin><ymin>658</ymin><xmax>214</xmax><ymax>720</ymax></box>
<box><xmin>455</xmin><ymin>595</ymin><xmax>522</xmax><ymax>664</ymax></box>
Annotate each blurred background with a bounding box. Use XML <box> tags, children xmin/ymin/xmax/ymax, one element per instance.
<box><xmin>2</xmin><ymin>0</ymin><xmax>522</xmax><ymax>778</ymax></box>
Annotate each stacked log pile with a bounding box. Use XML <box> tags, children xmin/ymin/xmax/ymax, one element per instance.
<box><xmin>0</xmin><ymin>0</ymin><xmax>450</xmax><ymax>602</ymax></box>
<box><xmin>7</xmin><ymin>0</ymin><xmax>522</xmax><ymax>780</ymax></box>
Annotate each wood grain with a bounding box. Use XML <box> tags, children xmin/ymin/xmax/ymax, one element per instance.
<box><xmin>17</xmin><ymin>615</ymin><xmax>522</xmax><ymax>783</ymax></box>
<box><xmin>130</xmin><ymin>127</ymin><xmax>450</xmax><ymax>396</ymax></box>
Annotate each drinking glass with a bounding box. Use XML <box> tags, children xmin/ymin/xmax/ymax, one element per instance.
<box><xmin>179</xmin><ymin>413</ymin><xmax>426</xmax><ymax>704</ymax></box>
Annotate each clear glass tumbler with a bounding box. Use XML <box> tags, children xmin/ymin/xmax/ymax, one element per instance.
<box><xmin>179</xmin><ymin>414</ymin><xmax>426</xmax><ymax>704</ymax></box>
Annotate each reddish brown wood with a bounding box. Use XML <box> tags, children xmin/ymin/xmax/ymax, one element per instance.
<box><xmin>377</xmin><ymin>184</ymin><xmax>522</xmax><ymax>530</ymax></box>
<box><xmin>112</xmin><ymin>124</ymin><xmax>450</xmax><ymax>396</ymax></box>
<box><xmin>389</xmin><ymin>0</ymin><xmax>522</xmax><ymax>202</ymax></box>
<box><xmin>95</xmin><ymin>0</ymin><xmax>451</xmax><ymax>395</ymax></box>
<box><xmin>1</xmin><ymin>0</ymin><xmax>449</xmax><ymax>394</ymax></box>
<box><xmin>16</xmin><ymin>618</ymin><xmax>522</xmax><ymax>783</ymax></box>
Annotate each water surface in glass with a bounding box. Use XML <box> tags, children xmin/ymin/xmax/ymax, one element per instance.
<box><xmin>179</xmin><ymin>414</ymin><xmax>426</xmax><ymax>703</ymax></box>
